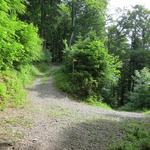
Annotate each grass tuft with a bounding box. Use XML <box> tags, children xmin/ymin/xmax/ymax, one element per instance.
<box><xmin>87</xmin><ymin>100</ymin><xmax>112</xmax><ymax>110</ymax></box>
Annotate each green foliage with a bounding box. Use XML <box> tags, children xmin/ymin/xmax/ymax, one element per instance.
<box><xmin>107</xmin><ymin>5</ymin><xmax>150</xmax><ymax>108</ymax></box>
<box><xmin>5</xmin><ymin>71</ymin><xmax>26</xmax><ymax>107</ymax></box>
<box><xmin>86</xmin><ymin>95</ymin><xmax>112</xmax><ymax>110</ymax></box>
<box><xmin>0</xmin><ymin>70</ymin><xmax>25</xmax><ymax>110</ymax></box>
<box><xmin>24</xmin><ymin>0</ymin><xmax>63</xmax><ymax>62</ymax></box>
<box><xmin>109</xmin><ymin>122</ymin><xmax>150</xmax><ymax>150</ymax></box>
<box><xmin>53</xmin><ymin>68</ymin><xmax>76</xmax><ymax>95</ymax></box>
<box><xmin>0</xmin><ymin>0</ymin><xmax>25</xmax><ymax>14</ymax></box>
<box><xmin>126</xmin><ymin>67</ymin><xmax>150</xmax><ymax>110</ymax></box>
<box><xmin>0</xmin><ymin>82</ymin><xmax>8</xmax><ymax>109</ymax></box>
<box><xmin>35</xmin><ymin>62</ymin><xmax>50</xmax><ymax>73</ymax></box>
<box><xmin>72</xmin><ymin>0</ymin><xmax>107</xmax><ymax>38</ymax></box>
<box><xmin>53</xmin><ymin>67</ymin><xmax>112</xmax><ymax>109</ymax></box>
<box><xmin>17</xmin><ymin>23</ymin><xmax>43</xmax><ymax>64</ymax></box>
<box><xmin>24</xmin><ymin>0</ymin><xmax>107</xmax><ymax>62</ymax></box>
<box><xmin>0</xmin><ymin>0</ymin><xmax>42</xmax><ymax>70</ymax></box>
<box><xmin>0</xmin><ymin>0</ymin><xmax>43</xmax><ymax>110</ymax></box>
<box><xmin>18</xmin><ymin>65</ymin><xmax>40</xmax><ymax>85</ymax></box>
<box><xmin>0</xmin><ymin>65</ymin><xmax>40</xmax><ymax>110</ymax></box>
<box><xmin>63</xmin><ymin>37</ymin><xmax>121</xmax><ymax>100</ymax></box>
<box><xmin>144</xmin><ymin>110</ymin><xmax>150</xmax><ymax>115</ymax></box>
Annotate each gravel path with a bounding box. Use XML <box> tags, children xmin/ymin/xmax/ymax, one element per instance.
<box><xmin>0</xmin><ymin>75</ymin><xmax>148</xmax><ymax>150</ymax></box>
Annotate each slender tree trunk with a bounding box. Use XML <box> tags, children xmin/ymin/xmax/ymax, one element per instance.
<box><xmin>69</xmin><ymin>1</ymin><xmax>77</xmax><ymax>47</ymax></box>
<box><xmin>142</xmin><ymin>28</ymin><xmax>146</xmax><ymax>49</ymax></box>
<box><xmin>128</xmin><ymin>59</ymin><xmax>132</xmax><ymax>91</ymax></box>
<box><xmin>40</xmin><ymin>0</ymin><xmax>46</xmax><ymax>50</ymax></box>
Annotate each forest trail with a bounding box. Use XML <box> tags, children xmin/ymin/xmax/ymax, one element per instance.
<box><xmin>0</xmin><ymin>74</ymin><xmax>148</xmax><ymax>150</ymax></box>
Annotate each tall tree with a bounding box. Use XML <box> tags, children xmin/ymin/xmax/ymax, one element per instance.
<box><xmin>107</xmin><ymin>5</ymin><xmax>150</xmax><ymax>106</ymax></box>
<box><xmin>23</xmin><ymin>0</ymin><xmax>61</xmax><ymax>61</ymax></box>
<box><xmin>23</xmin><ymin>0</ymin><xmax>107</xmax><ymax>61</ymax></box>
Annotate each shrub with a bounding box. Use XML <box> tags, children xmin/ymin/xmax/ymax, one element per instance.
<box><xmin>63</xmin><ymin>38</ymin><xmax>121</xmax><ymax>100</ymax></box>
<box><xmin>0</xmin><ymin>0</ymin><xmax>42</xmax><ymax>70</ymax></box>
<box><xmin>86</xmin><ymin>95</ymin><xmax>112</xmax><ymax>109</ymax></box>
<box><xmin>126</xmin><ymin>67</ymin><xmax>150</xmax><ymax>110</ymax></box>
<box><xmin>53</xmin><ymin>68</ymin><xmax>76</xmax><ymax>95</ymax></box>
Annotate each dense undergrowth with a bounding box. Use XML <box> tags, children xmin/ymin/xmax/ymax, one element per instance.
<box><xmin>52</xmin><ymin>40</ymin><xmax>150</xmax><ymax>111</ymax></box>
<box><xmin>52</xmin><ymin>66</ymin><xmax>112</xmax><ymax>109</ymax></box>
<box><xmin>0</xmin><ymin>0</ymin><xmax>45</xmax><ymax>110</ymax></box>
<box><xmin>53</xmin><ymin>37</ymin><xmax>150</xmax><ymax>111</ymax></box>
<box><xmin>53</xmin><ymin>66</ymin><xmax>150</xmax><ymax>111</ymax></box>
<box><xmin>0</xmin><ymin>65</ymin><xmax>41</xmax><ymax>110</ymax></box>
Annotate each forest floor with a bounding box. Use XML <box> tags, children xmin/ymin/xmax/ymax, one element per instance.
<box><xmin>0</xmin><ymin>69</ymin><xmax>149</xmax><ymax>150</ymax></box>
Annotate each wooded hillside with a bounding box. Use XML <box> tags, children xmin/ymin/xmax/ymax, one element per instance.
<box><xmin>0</xmin><ymin>0</ymin><xmax>150</xmax><ymax>111</ymax></box>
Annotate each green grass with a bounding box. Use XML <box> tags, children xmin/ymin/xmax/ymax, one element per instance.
<box><xmin>87</xmin><ymin>100</ymin><xmax>112</xmax><ymax>110</ymax></box>
<box><xmin>109</xmin><ymin>121</ymin><xmax>150</xmax><ymax>150</ymax></box>
<box><xmin>86</xmin><ymin>95</ymin><xmax>112</xmax><ymax>110</ymax></box>
<box><xmin>143</xmin><ymin>110</ymin><xmax>150</xmax><ymax>115</ymax></box>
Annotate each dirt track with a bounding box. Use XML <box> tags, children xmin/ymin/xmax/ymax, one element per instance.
<box><xmin>0</xmin><ymin>75</ymin><xmax>148</xmax><ymax>150</ymax></box>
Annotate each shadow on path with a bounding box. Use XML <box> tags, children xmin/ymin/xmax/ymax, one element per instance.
<box><xmin>26</xmin><ymin>77</ymin><xmax>65</xmax><ymax>100</ymax></box>
<box><xmin>49</xmin><ymin>119</ymin><xmax>124</xmax><ymax>150</ymax></box>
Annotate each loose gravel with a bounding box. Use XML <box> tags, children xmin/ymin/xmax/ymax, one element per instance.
<box><xmin>0</xmin><ymin>75</ymin><xmax>149</xmax><ymax>150</ymax></box>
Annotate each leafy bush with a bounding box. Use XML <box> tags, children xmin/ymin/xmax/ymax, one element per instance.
<box><xmin>109</xmin><ymin>122</ymin><xmax>150</xmax><ymax>150</ymax></box>
<box><xmin>0</xmin><ymin>0</ymin><xmax>43</xmax><ymax>109</ymax></box>
<box><xmin>63</xmin><ymin>38</ymin><xmax>121</xmax><ymax>100</ymax></box>
<box><xmin>125</xmin><ymin>67</ymin><xmax>150</xmax><ymax>110</ymax></box>
<box><xmin>0</xmin><ymin>0</ymin><xmax>42</xmax><ymax>70</ymax></box>
<box><xmin>53</xmin><ymin>68</ymin><xmax>76</xmax><ymax>95</ymax></box>
<box><xmin>86</xmin><ymin>95</ymin><xmax>112</xmax><ymax>109</ymax></box>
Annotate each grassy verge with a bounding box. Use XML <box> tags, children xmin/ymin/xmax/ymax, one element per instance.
<box><xmin>143</xmin><ymin>110</ymin><xmax>150</xmax><ymax>115</ymax></box>
<box><xmin>109</xmin><ymin>121</ymin><xmax>150</xmax><ymax>150</ymax></box>
<box><xmin>119</xmin><ymin>103</ymin><xmax>150</xmax><ymax>114</ymax></box>
<box><xmin>87</xmin><ymin>99</ymin><xmax>112</xmax><ymax>110</ymax></box>
<box><xmin>0</xmin><ymin>63</ymin><xmax>50</xmax><ymax>110</ymax></box>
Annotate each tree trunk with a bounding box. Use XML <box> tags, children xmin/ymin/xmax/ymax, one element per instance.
<box><xmin>69</xmin><ymin>1</ymin><xmax>77</xmax><ymax>47</ymax></box>
<box><xmin>40</xmin><ymin>0</ymin><xmax>46</xmax><ymax>50</ymax></box>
